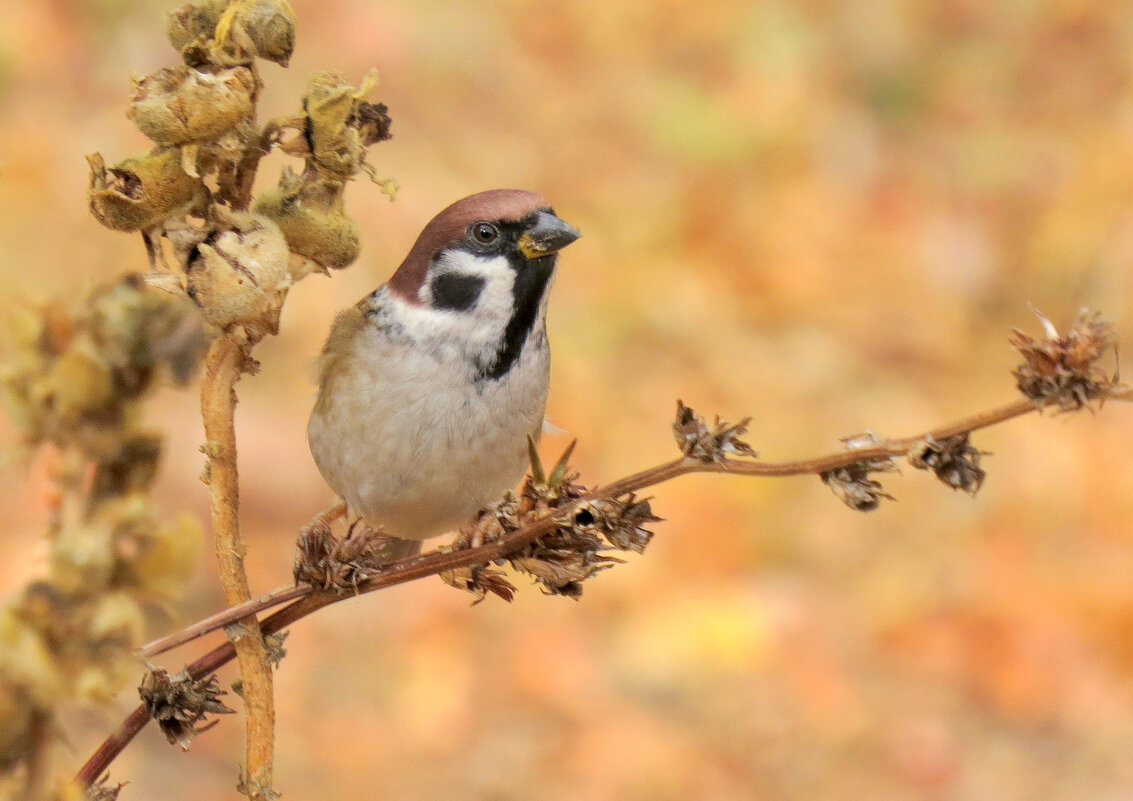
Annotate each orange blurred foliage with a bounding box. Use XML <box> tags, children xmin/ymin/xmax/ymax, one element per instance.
<box><xmin>2</xmin><ymin>0</ymin><xmax>1133</xmax><ymax>798</ymax></box>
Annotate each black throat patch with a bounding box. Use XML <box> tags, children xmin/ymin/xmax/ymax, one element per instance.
<box><xmin>479</xmin><ymin>252</ymin><xmax>556</xmax><ymax>381</ymax></box>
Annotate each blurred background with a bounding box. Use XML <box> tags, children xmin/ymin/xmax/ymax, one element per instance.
<box><xmin>3</xmin><ymin>0</ymin><xmax>1133</xmax><ymax>798</ymax></box>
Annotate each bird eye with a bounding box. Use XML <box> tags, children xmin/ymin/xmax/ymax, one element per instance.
<box><xmin>471</xmin><ymin>222</ymin><xmax>500</xmax><ymax>246</ymax></box>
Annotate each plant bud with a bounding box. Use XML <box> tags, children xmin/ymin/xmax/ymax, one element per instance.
<box><xmin>128</xmin><ymin>65</ymin><xmax>255</xmax><ymax>147</ymax></box>
<box><xmin>185</xmin><ymin>210</ymin><xmax>291</xmax><ymax>330</ymax></box>
<box><xmin>253</xmin><ymin>169</ymin><xmax>360</xmax><ymax>273</ymax></box>
<box><xmin>88</xmin><ymin>149</ymin><xmax>208</xmax><ymax>232</ymax></box>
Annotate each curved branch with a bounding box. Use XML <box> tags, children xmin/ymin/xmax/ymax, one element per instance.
<box><xmin>76</xmin><ymin>390</ymin><xmax>1073</xmax><ymax>786</ymax></box>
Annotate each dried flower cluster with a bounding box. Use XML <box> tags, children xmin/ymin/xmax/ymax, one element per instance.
<box><xmin>138</xmin><ymin>667</ymin><xmax>233</xmax><ymax>750</ymax></box>
<box><xmin>88</xmin><ymin>0</ymin><xmax>392</xmax><ymax>337</ymax></box>
<box><xmin>292</xmin><ymin>523</ymin><xmax>390</xmax><ymax>593</ymax></box>
<box><xmin>440</xmin><ymin>442</ymin><xmax>660</xmax><ymax>601</ymax></box>
<box><xmin>672</xmin><ymin>400</ymin><xmax>758</xmax><ymax>463</ymax></box>
<box><xmin>821</xmin><ymin>432</ymin><xmax>898</xmax><ymax>512</ymax></box>
<box><xmin>86</xmin><ymin>775</ymin><xmax>126</xmax><ymax>801</ymax></box>
<box><xmin>1011</xmin><ymin>308</ymin><xmax>1124</xmax><ymax>411</ymax></box>
<box><xmin>908</xmin><ymin>433</ymin><xmax>986</xmax><ymax>495</ymax></box>
<box><xmin>0</xmin><ymin>279</ymin><xmax>207</xmax><ymax>796</ymax></box>
<box><xmin>1</xmin><ymin>275</ymin><xmax>206</xmax><ymax>458</ymax></box>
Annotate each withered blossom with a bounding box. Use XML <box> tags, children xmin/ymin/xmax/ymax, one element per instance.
<box><xmin>138</xmin><ymin>667</ymin><xmax>233</xmax><ymax>750</ymax></box>
<box><xmin>672</xmin><ymin>400</ymin><xmax>758</xmax><ymax>464</ymax></box>
<box><xmin>128</xmin><ymin>65</ymin><xmax>256</xmax><ymax>147</ymax></box>
<box><xmin>293</xmin><ymin>524</ymin><xmax>387</xmax><ymax>593</ymax></box>
<box><xmin>820</xmin><ymin>433</ymin><xmax>898</xmax><ymax>512</ymax></box>
<box><xmin>1011</xmin><ymin>308</ymin><xmax>1124</xmax><ymax>411</ymax></box>
<box><xmin>438</xmin><ymin>565</ymin><xmax>516</xmax><ymax>604</ymax></box>
<box><xmin>295</xmin><ymin>70</ymin><xmax>393</xmax><ymax>180</ymax></box>
<box><xmin>214</xmin><ymin>0</ymin><xmax>297</xmax><ymax>67</ymax></box>
<box><xmin>87</xmin><ymin>150</ymin><xmax>208</xmax><ymax>234</ymax></box>
<box><xmin>821</xmin><ymin>465</ymin><xmax>896</xmax><ymax>511</ymax></box>
<box><xmin>439</xmin><ymin>442</ymin><xmax>661</xmax><ymax>601</ymax></box>
<box><xmin>253</xmin><ymin>169</ymin><xmax>360</xmax><ymax>273</ymax></box>
<box><xmin>908</xmin><ymin>433</ymin><xmax>987</xmax><ymax>495</ymax></box>
<box><xmin>86</xmin><ymin>774</ymin><xmax>126</xmax><ymax>801</ymax></box>
<box><xmin>263</xmin><ymin>632</ymin><xmax>288</xmax><ymax>666</ymax></box>
<box><xmin>184</xmin><ymin>209</ymin><xmax>291</xmax><ymax>332</ymax></box>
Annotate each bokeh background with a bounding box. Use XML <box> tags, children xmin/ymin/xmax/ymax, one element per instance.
<box><xmin>3</xmin><ymin>0</ymin><xmax>1133</xmax><ymax>798</ymax></box>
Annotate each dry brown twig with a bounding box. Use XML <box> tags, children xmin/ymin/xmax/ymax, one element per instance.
<box><xmin>78</xmin><ymin>0</ymin><xmax>396</xmax><ymax>795</ymax></box>
<box><xmin>73</xmin><ymin>307</ymin><xmax>1127</xmax><ymax>790</ymax></box>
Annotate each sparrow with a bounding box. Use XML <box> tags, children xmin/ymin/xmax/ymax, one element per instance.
<box><xmin>307</xmin><ymin>189</ymin><xmax>580</xmax><ymax>560</ymax></box>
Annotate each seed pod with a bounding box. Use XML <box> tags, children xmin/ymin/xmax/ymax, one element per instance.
<box><xmin>185</xmin><ymin>210</ymin><xmax>291</xmax><ymax>330</ymax></box>
<box><xmin>88</xmin><ymin>149</ymin><xmax>208</xmax><ymax>232</ymax></box>
<box><xmin>166</xmin><ymin>0</ymin><xmax>229</xmax><ymax>52</ymax></box>
<box><xmin>253</xmin><ymin>169</ymin><xmax>360</xmax><ymax>273</ymax></box>
<box><xmin>215</xmin><ymin>0</ymin><xmax>297</xmax><ymax>66</ymax></box>
<box><xmin>303</xmin><ymin>70</ymin><xmax>391</xmax><ymax>178</ymax></box>
<box><xmin>128</xmin><ymin>65</ymin><xmax>255</xmax><ymax>147</ymax></box>
<box><xmin>235</xmin><ymin>0</ymin><xmax>297</xmax><ymax>65</ymax></box>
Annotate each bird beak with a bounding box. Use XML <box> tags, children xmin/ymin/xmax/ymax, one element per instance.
<box><xmin>517</xmin><ymin>211</ymin><xmax>581</xmax><ymax>260</ymax></box>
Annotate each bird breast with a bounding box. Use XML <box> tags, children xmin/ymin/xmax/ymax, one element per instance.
<box><xmin>306</xmin><ymin>306</ymin><xmax>550</xmax><ymax>541</ymax></box>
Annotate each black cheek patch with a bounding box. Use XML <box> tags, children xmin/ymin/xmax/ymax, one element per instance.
<box><xmin>431</xmin><ymin>272</ymin><xmax>486</xmax><ymax>311</ymax></box>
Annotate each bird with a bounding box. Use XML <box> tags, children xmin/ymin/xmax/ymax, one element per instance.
<box><xmin>306</xmin><ymin>189</ymin><xmax>580</xmax><ymax>561</ymax></box>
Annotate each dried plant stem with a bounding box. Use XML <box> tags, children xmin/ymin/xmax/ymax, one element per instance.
<box><xmin>200</xmin><ymin>334</ymin><xmax>275</xmax><ymax>801</ymax></box>
<box><xmin>139</xmin><ymin>397</ymin><xmax>1046</xmax><ymax>660</ymax></box>
<box><xmin>74</xmin><ymin>390</ymin><xmax>1087</xmax><ymax>787</ymax></box>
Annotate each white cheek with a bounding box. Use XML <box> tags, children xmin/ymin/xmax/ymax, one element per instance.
<box><xmin>415</xmin><ymin>251</ymin><xmax>517</xmax><ymax>338</ymax></box>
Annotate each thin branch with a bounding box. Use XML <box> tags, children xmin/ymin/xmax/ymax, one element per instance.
<box><xmin>137</xmin><ymin>397</ymin><xmax>1048</xmax><ymax>661</ymax></box>
<box><xmin>200</xmin><ymin>334</ymin><xmax>275</xmax><ymax>801</ymax></box>
<box><xmin>75</xmin><ymin>389</ymin><xmax>1090</xmax><ymax>786</ymax></box>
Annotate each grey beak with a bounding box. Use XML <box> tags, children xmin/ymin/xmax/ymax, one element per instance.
<box><xmin>517</xmin><ymin>211</ymin><xmax>581</xmax><ymax>259</ymax></box>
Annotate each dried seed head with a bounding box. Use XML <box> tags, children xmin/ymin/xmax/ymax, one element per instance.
<box><xmin>1011</xmin><ymin>308</ymin><xmax>1123</xmax><ymax>411</ymax></box>
<box><xmin>293</xmin><ymin>524</ymin><xmax>392</xmax><ymax>593</ymax></box>
<box><xmin>571</xmin><ymin>495</ymin><xmax>659</xmax><ymax>554</ymax></box>
<box><xmin>439</xmin><ymin>566</ymin><xmax>516</xmax><ymax>604</ymax></box>
<box><xmin>185</xmin><ymin>210</ymin><xmax>291</xmax><ymax>331</ymax></box>
<box><xmin>138</xmin><ymin>667</ymin><xmax>233</xmax><ymax>750</ymax></box>
<box><xmin>87</xmin><ymin>275</ymin><xmax>208</xmax><ymax>389</ymax></box>
<box><xmin>166</xmin><ymin>0</ymin><xmax>229</xmax><ymax>52</ymax></box>
<box><xmin>86</xmin><ymin>774</ymin><xmax>126</xmax><ymax>801</ymax></box>
<box><xmin>127</xmin><ymin>65</ymin><xmax>256</xmax><ymax>147</ymax></box>
<box><xmin>263</xmin><ymin>631</ymin><xmax>288</xmax><ymax>665</ymax></box>
<box><xmin>88</xmin><ymin>150</ymin><xmax>208</xmax><ymax>233</ymax></box>
<box><xmin>821</xmin><ymin>464</ymin><xmax>895</xmax><ymax>511</ymax></box>
<box><xmin>908</xmin><ymin>433</ymin><xmax>987</xmax><ymax>495</ymax></box>
<box><xmin>215</xmin><ymin>0</ymin><xmax>297</xmax><ymax>66</ymax></box>
<box><xmin>673</xmin><ymin>400</ymin><xmax>758</xmax><ymax>463</ymax></box>
<box><xmin>253</xmin><ymin>169</ymin><xmax>360</xmax><ymax>273</ymax></box>
<box><xmin>301</xmin><ymin>70</ymin><xmax>392</xmax><ymax>179</ymax></box>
